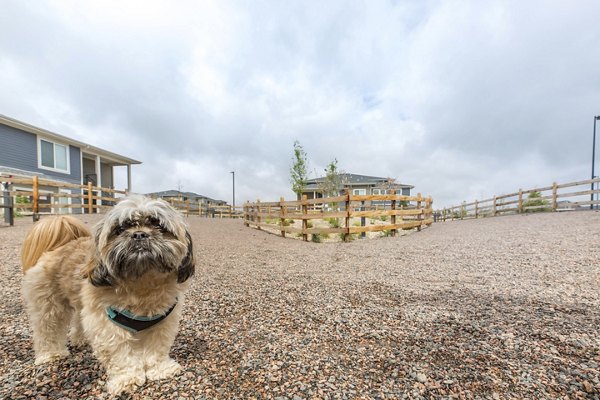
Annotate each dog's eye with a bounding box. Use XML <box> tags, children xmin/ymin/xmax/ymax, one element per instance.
<box><xmin>148</xmin><ymin>217</ymin><xmax>162</xmax><ymax>228</ymax></box>
<box><xmin>148</xmin><ymin>217</ymin><xmax>169</xmax><ymax>233</ymax></box>
<box><xmin>112</xmin><ymin>225</ymin><xmax>125</xmax><ymax>236</ymax></box>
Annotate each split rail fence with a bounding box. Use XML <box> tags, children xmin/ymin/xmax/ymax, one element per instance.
<box><xmin>160</xmin><ymin>198</ymin><xmax>244</xmax><ymax>219</ymax></box>
<box><xmin>438</xmin><ymin>177</ymin><xmax>600</xmax><ymax>221</ymax></box>
<box><xmin>1</xmin><ymin>176</ymin><xmax>127</xmax><ymax>219</ymax></box>
<box><xmin>244</xmin><ymin>191</ymin><xmax>433</xmax><ymax>242</ymax></box>
<box><xmin>0</xmin><ymin>176</ymin><xmax>242</xmax><ymax>223</ymax></box>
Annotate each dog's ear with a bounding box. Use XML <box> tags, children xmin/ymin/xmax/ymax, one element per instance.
<box><xmin>177</xmin><ymin>231</ymin><xmax>195</xmax><ymax>283</ymax></box>
<box><xmin>87</xmin><ymin>262</ymin><xmax>113</xmax><ymax>286</ymax></box>
<box><xmin>83</xmin><ymin>227</ymin><xmax>113</xmax><ymax>286</ymax></box>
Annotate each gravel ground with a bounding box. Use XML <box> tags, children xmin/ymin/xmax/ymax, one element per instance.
<box><xmin>0</xmin><ymin>211</ymin><xmax>599</xmax><ymax>399</ymax></box>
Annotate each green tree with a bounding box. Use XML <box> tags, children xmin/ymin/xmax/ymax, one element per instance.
<box><xmin>318</xmin><ymin>158</ymin><xmax>344</xmax><ymax>197</ymax></box>
<box><xmin>290</xmin><ymin>140</ymin><xmax>308</xmax><ymax>198</ymax></box>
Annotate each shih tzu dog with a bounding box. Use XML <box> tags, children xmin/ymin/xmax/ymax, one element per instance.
<box><xmin>21</xmin><ymin>195</ymin><xmax>195</xmax><ymax>395</ymax></box>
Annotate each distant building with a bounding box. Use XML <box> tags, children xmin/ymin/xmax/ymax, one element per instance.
<box><xmin>147</xmin><ymin>189</ymin><xmax>227</xmax><ymax>207</ymax></box>
<box><xmin>301</xmin><ymin>173</ymin><xmax>413</xmax><ymax>200</ymax></box>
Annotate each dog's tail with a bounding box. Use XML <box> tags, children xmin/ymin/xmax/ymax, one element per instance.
<box><xmin>21</xmin><ymin>215</ymin><xmax>91</xmax><ymax>273</ymax></box>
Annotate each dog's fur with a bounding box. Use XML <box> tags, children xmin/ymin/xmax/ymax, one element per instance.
<box><xmin>21</xmin><ymin>195</ymin><xmax>194</xmax><ymax>394</ymax></box>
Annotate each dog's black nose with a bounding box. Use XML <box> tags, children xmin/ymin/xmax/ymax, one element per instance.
<box><xmin>131</xmin><ymin>231</ymin><xmax>150</xmax><ymax>240</ymax></box>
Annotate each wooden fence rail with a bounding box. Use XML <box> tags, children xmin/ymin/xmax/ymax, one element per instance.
<box><xmin>244</xmin><ymin>190</ymin><xmax>433</xmax><ymax>242</ymax></box>
<box><xmin>437</xmin><ymin>177</ymin><xmax>600</xmax><ymax>221</ymax></box>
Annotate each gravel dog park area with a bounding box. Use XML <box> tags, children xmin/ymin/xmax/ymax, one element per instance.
<box><xmin>0</xmin><ymin>210</ymin><xmax>599</xmax><ymax>399</ymax></box>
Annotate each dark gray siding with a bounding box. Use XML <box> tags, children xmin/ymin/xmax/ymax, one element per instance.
<box><xmin>0</xmin><ymin>123</ymin><xmax>81</xmax><ymax>184</ymax></box>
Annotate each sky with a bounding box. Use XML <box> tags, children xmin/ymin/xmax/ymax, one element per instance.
<box><xmin>1</xmin><ymin>0</ymin><xmax>599</xmax><ymax>208</ymax></box>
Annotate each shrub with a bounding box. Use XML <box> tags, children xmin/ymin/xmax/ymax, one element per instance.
<box><xmin>280</xmin><ymin>219</ymin><xmax>291</xmax><ymax>227</ymax></box>
<box><xmin>523</xmin><ymin>191</ymin><xmax>550</xmax><ymax>213</ymax></box>
<box><xmin>327</xmin><ymin>218</ymin><xmax>340</xmax><ymax>228</ymax></box>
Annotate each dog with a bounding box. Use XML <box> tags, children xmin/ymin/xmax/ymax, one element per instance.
<box><xmin>21</xmin><ymin>195</ymin><xmax>195</xmax><ymax>394</ymax></box>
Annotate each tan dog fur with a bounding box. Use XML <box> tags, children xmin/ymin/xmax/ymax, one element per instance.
<box><xmin>21</xmin><ymin>196</ymin><xmax>194</xmax><ymax>395</ymax></box>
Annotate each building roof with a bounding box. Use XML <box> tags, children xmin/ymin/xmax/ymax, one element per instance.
<box><xmin>305</xmin><ymin>173</ymin><xmax>413</xmax><ymax>190</ymax></box>
<box><xmin>147</xmin><ymin>190</ymin><xmax>226</xmax><ymax>204</ymax></box>
<box><xmin>0</xmin><ymin>114</ymin><xmax>142</xmax><ymax>166</ymax></box>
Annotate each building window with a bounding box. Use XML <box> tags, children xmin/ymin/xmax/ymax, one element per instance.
<box><xmin>39</xmin><ymin>138</ymin><xmax>70</xmax><ymax>173</ymax></box>
<box><xmin>353</xmin><ymin>189</ymin><xmax>366</xmax><ymax>195</ymax></box>
<box><xmin>373</xmin><ymin>189</ymin><xmax>392</xmax><ymax>195</ymax></box>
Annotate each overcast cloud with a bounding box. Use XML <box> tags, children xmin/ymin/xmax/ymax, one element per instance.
<box><xmin>1</xmin><ymin>0</ymin><xmax>599</xmax><ymax>207</ymax></box>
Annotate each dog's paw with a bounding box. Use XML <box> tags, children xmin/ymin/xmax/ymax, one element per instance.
<box><xmin>34</xmin><ymin>350</ymin><xmax>69</xmax><ymax>365</ymax></box>
<box><xmin>106</xmin><ymin>373</ymin><xmax>146</xmax><ymax>395</ymax></box>
<box><xmin>68</xmin><ymin>334</ymin><xmax>87</xmax><ymax>348</ymax></box>
<box><xmin>68</xmin><ymin>329</ymin><xmax>87</xmax><ymax>347</ymax></box>
<box><xmin>145</xmin><ymin>358</ymin><xmax>182</xmax><ymax>381</ymax></box>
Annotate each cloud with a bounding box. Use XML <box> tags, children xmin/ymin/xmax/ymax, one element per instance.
<box><xmin>1</xmin><ymin>0</ymin><xmax>599</xmax><ymax>208</ymax></box>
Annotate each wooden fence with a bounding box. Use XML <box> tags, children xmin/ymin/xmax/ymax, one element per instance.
<box><xmin>159</xmin><ymin>198</ymin><xmax>244</xmax><ymax>219</ymax></box>
<box><xmin>244</xmin><ymin>191</ymin><xmax>433</xmax><ymax>242</ymax></box>
<box><xmin>2</xmin><ymin>176</ymin><xmax>128</xmax><ymax>216</ymax></box>
<box><xmin>0</xmin><ymin>176</ymin><xmax>242</xmax><ymax>220</ymax></box>
<box><xmin>438</xmin><ymin>177</ymin><xmax>600</xmax><ymax>221</ymax></box>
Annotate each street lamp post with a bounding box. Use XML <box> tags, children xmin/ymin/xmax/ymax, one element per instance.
<box><xmin>592</xmin><ymin>116</ymin><xmax>600</xmax><ymax>210</ymax></box>
<box><xmin>231</xmin><ymin>171</ymin><xmax>235</xmax><ymax>215</ymax></box>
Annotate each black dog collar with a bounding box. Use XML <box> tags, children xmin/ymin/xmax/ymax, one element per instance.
<box><xmin>106</xmin><ymin>300</ymin><xmax>177</xmax><ymax>333</ymax></box>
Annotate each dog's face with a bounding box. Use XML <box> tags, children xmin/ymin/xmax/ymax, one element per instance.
<box><xmin>87</xmin><ymin>195</ymin><xmax>194</xmax><ymax>286</ymax></box>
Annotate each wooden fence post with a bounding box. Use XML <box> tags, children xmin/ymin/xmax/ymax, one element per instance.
<box><xmin>302</xmin><ymin>195</ymin><xmax>308</xmax><ymax>242</ymax></box>
<box><xmin>460</xmin><ymin>201</ymin><xmax>465</xmax><ymax>220</ymax></box>
<box><xmin>344</xmin><ymin>190</ymin><xmax>350</xmax><ymax>242</ymax></box>
<box><xmin>417</xmin><ymin>193</ymin><xmax>422</xmax><ymax>231</ymax></box>
<box><xmin>492</xmin><ymin>196</ymin><xmax>497</xmax><ymax>216</ymax></box>
<box><xmin>391</xmin><ymin>190</ymin><xmax>397</xmax><ymax>237</ymax></box>
<box><xmin>244</xmin><ymin>202</ymin><xmax>249</xmax><ymax>226</ymax></box>
<box><xmin>87</xmin><ymin>182</ymin><xmax>93</xmax><ymax>214</ymax></box>
<box><xmin>552</xmin><ymin>182</ymin><xmax>558</xmax><ymax>212</ymax></box>
<box><xmin>32</xmin><ymin>176</ymin><xmax>39</xmax><ymax>216</ymax></box>
<box><xmin>360</xmin><ymin>199</ymin><xmax>366</xmax><ymax>238</ymax></box>
<box><xmin>279</xmin><ymin>197</ymin><xmax>285</xmax><ymax>238</ymax></box>
<box><xmin>475</xmin><ymin>200</ymin><xmax>479</xmax><ymax>219</ymax></box>
<box><xmin>518</xmin><ymin>189</ymin><xmax>523</xmax><ymax>214</ymax></box>
<box><xmin>256</xmin><ymin>200</ymin><xmax>262</xmax><ymax>229</ymax></box>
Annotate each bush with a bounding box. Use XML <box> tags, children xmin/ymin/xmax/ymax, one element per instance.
<box><xmin>327</xmin><ymin>218</ymin><xmax>340</xmax><ymax>228</ymax></box>
<box><xmin>16</xmin><ymin>195</ymin><xmax>31</xmax><ymax>204</ymax></box>
<box><xmin>523</xmin><ymin>191</ymin><xmax>550</xmax><ymax>213</ymax></box>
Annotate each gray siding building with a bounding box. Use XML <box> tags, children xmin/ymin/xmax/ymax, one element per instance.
<box><xmin>0</xmin><ymin>114</ymin><xmax>141</xmax><ymax>213</ymax></box>
<box><xmin>301</xmin><ymin>173</ymin><xmax>414</xmax><ymax>199</ymax></box>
